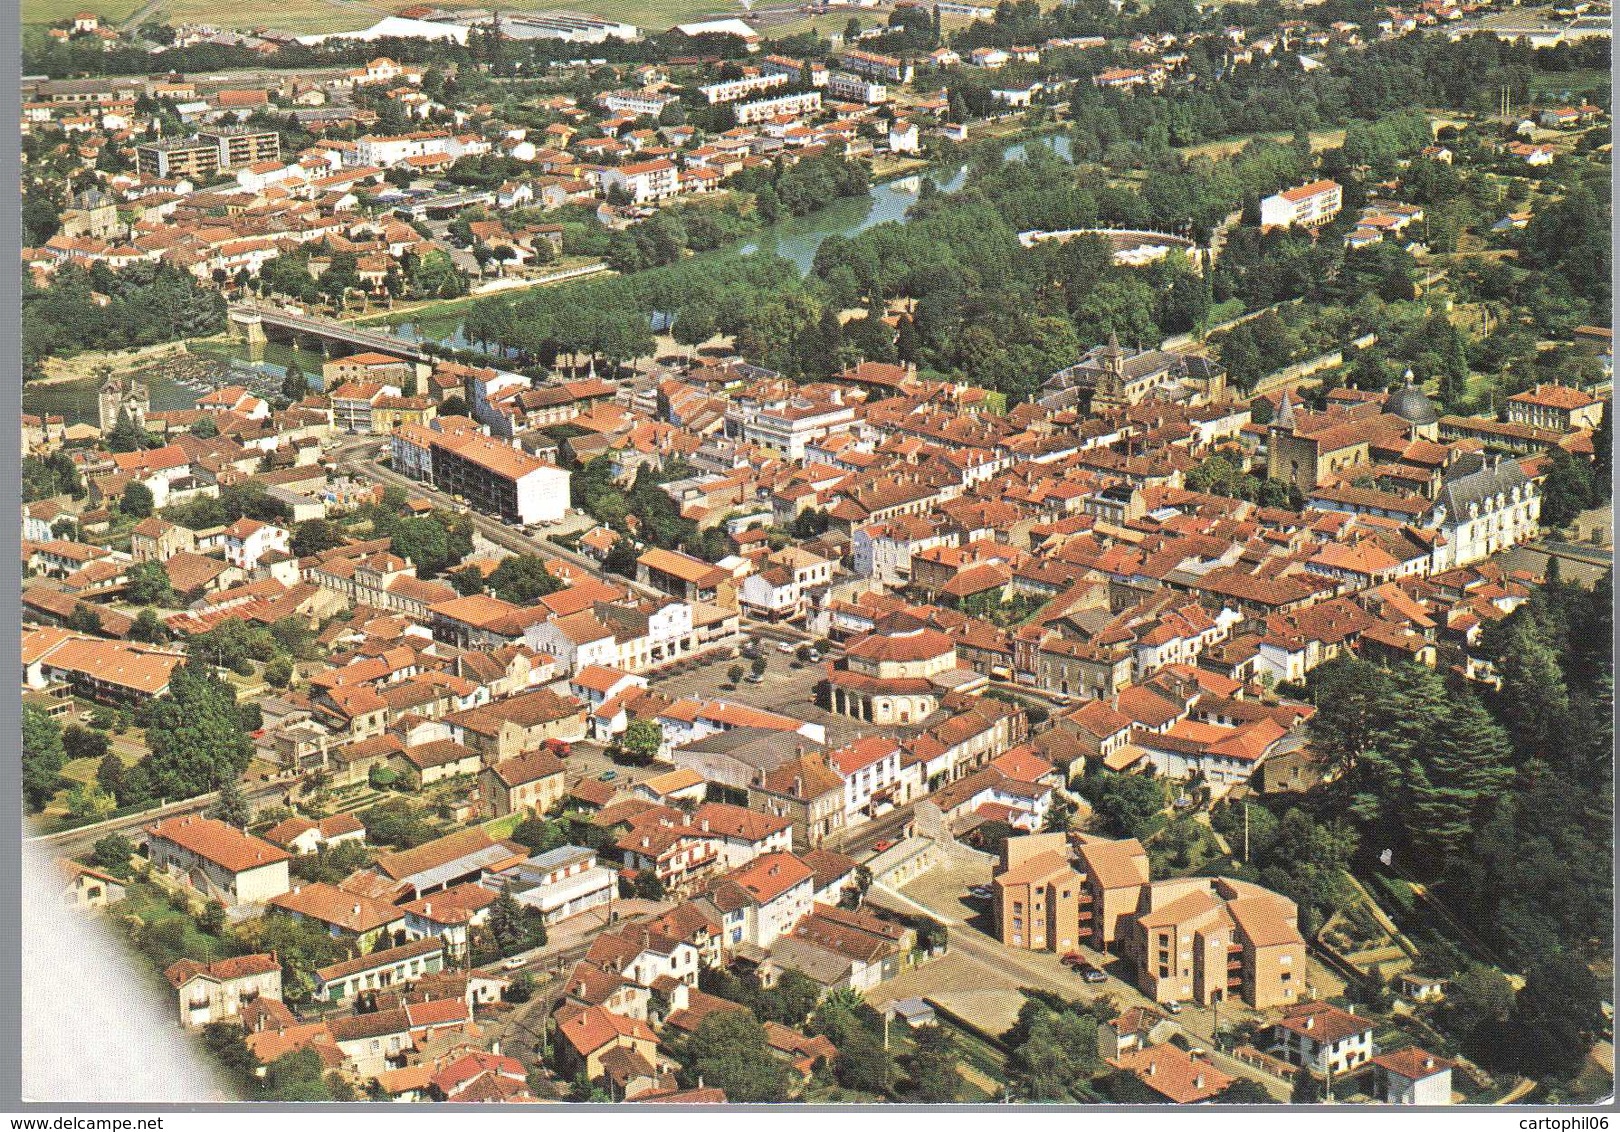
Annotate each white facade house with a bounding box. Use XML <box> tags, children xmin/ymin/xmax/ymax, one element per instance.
<box><xmin>1374</xmin><ymin>1050</ymin><xmax>1454</xmax><ymax>1105</ymax></box>
<box><xmin>146</xmin><ymin>815</ymin><xmax>291</xmax><ymax>908</ymax></box>
<box><xmin>1271</xmin><ymin>1003</ymin><xmax>1376</xmax><ymax>1077</ymax></box>
<box><xmin>1260</xmin><ymin>180</ymin><xmax>1343</xmax><ymax>229</ymax></box>
<box><xmin>165</xmin><ymin>954</ymin><xmax>283</xmax><ymax>1028</ymax></box>
<box><xmin>828</xmin><ymin>736</ymin><xmax>905</xmax><ymax>823</ymax></box>
<box><xmin>851</xmin><ymin>519</ymin><xmax>957</xmax><ymax>586</ymax></box>
<box><xmin>710</xmin><ymin>852</ymin><xmax>815</xmax><ymax>949</ymax></box>
<box><xmin>222</xmin><ymin>517</ymin><xmax>290</xmax><ymax>570</ymax></box>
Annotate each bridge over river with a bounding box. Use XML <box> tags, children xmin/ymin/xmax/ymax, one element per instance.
<box><xmin>228</xmin><ymin>303</ymin><xmax>437</xmax><ymax>367</ymax></box>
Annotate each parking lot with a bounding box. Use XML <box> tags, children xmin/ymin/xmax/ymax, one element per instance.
<box><xmin>644</xmin><ymin>638</ymin><xmax>874</xmax><ymax>749</ymax></box>
<box><xmin>562</xmin><ymin>739</ymin><xmax>665</xmax><ymax>792</ymax></box>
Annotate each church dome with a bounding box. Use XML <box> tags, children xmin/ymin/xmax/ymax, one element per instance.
<box><xmin>1389</xmin><ymin>371</ymin><xmax>1439</xmax><ymax>427</ymax></box>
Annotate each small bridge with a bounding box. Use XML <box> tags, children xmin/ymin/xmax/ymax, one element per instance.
<box><xmin>228</xmin><ymin>303</ymin><xmax>437</xmax><ymax>367</ymax></box>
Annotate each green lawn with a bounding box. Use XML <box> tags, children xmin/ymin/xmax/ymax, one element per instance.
<box><xmin>114</xmin><ymin>878</ymin><xmax>237</xmax><ymax>965</ymax></box>
<box><xmin>504</xmin><ymin>0</ymin><xmax>736</xmax><ymax>32</ymax></box>
<box><xmin>1528</xmin><ymin>68</ymin><xmax>1611</xmax><ymax>97</ymax></box>
<box><xmin>23</xmin><ymin>0</ymin><xmax>145</xmax><ymax>28</ymax></box>
<box><xmin>483</xmin><ymin>812</ymin><xmax>525</xmax><ymax>840</ymax></box>
<box><xmin>25</xmin><ymin>0</ymin><xmax>410</xmax><ymax>34</ymax></box>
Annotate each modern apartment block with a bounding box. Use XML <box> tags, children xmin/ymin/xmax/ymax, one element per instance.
<box><xmin>992</xmin><ymin>832</ymin><xmax>1150</xmax><ymax>953</ymax></box>
<box><xmin>733</xmin><ymin>90</ymin><xmax>822</xmax><ymax>125</ymax></box>
<box><xmin>135</xmin><ymin>128</ymin><xmax>280</xmax><ymax>179</ymax></box>
<box><xmin>1125</xmin><ymin>875</ymin><xmax>1307</xmax><ymax>1010</ymax></box>
<box><xmin>824</xmin><ymin>72</ymin><xmax>887</xmax><ymax>104</ymax></box>
<box><xmin>839</xmin><ymin>48</ymin><xmax>913</xmax><ymax>84</ymax></box>
<box><xmin>391</xmin><ymin>421</ymin><xmax>571</xmax><ymax>526</ymax></box>
<box><xmin>992</xmin><ymin>832</ymin><xmax>1306</xmax><ymax>1009</ymax></box>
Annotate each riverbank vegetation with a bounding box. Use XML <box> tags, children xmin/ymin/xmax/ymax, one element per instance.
<box><xmin>22</xmin><ymin>263</ymin><xmax>225</xmax><ymax>380</ymax></box>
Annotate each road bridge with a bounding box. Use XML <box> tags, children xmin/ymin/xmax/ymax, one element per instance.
<box><xmin>228</xmin><ymin>303</ymin><xmax>437</xmax><ymax>368</ymax></box>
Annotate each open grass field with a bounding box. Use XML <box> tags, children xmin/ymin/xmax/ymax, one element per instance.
<box><xmin>24</xmin><ymin>0</ymin><xmax>146</xmax><ymax>28</ymax></box>
<box><xmin>1528</xmin><ymin>67</ymin><xmax>1611</xmax><ymax>98</ymax></box>
<box><xmin>25</xmin><ymin>0</ymin><xmax>958</xmax><ymax>37</ymax></box>
<box><xmin>43</xmin><ymin>0</ymin><xmax>751</xmax><ymax>33</ymax></box>
<box><xmin>528</xmin><ymin>0</ymin><xmax>741</xmax><ymax>31</ymax></box>
<box><xmin>1177</xmin><ymin>126</ymin><xmax>1346</xmax><ymax>162</ymax></box>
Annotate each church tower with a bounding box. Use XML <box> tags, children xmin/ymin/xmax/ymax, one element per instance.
<box><xmin>96</xmin><ymin>372</ymin><xmax>149</xmax><ymax>434</ymax></box>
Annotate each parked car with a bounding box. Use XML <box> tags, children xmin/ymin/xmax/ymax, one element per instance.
<box><xmin>776</xmin><ymin>640</ymin><xmax>795</xmax><ymax>653</ymax></box>
<box><xmin>1082</xmin><ymin>968</ymin><xmax>1108</xmax><ymax>984</ymax></box>
<box><xmin>502</xmin><ymin>956</ymin><xmax>526</xmax><ymax>971</ymax></box>
<box><xmin>544</xmin><ymin>737</ymin><xmax>572</xmax><ymax>757</ymax></box>
<box><xmin>740</xmin><ymin>643</ymin><xmax>762</xmax><ymax>660</ymax></box>
<box><xmin>872</xmin><ymin>839</ymin><xmax>897</xmax><ymax>853</ymax></box>
<box><xmin>1060</xmin><ymin>952</ymin><xmax>1084</xmax><ymax>969</ymax></box>
<box><xmin>968</xmin><ymin>885</ymin><xmax>994</xmax><ymax>900</ymax></box>
<box><xmin>746</xmin><ymin>672</ymin><xmax>766</xmax><ymax>684</ymax></box>
<box><xmin>1163</xmin><ymin>1001</ymin><xmax>1184</xmax><ymax>1015</ymax></box>
<box><xmin>806</xmin><ymin>649</ymin><xmax>822</xmax><ymax>662</ymax></box>
<box><xmin>599</xmin><ymin>769</ymin><xmax>617</xmax><ymax>781</ymax></box>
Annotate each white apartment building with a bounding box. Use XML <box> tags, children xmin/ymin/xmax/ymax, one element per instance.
<box><xmin>699</xmin><ymin>71</ymin><xmax>790</xmax><ymax>103</ymax></box>
<box><xmin>484</xmin><ymin>845</ymin><xmax>617</xmax><ymax>925</ymax></box>
<box><xmin>733</xmin><ymin>90</ymin><xmax>823</xmax><ymax>125</ymax></box>
<box><xmin>825</xmin><ymin>72</ymin><xmax>887</xmax><ymax>104</ymax></box>
<box><xmin>354</xmin><ymin>130</ymin><xmax>452</xmax><ymax>167</ymax></box>
<box><xmin>601</xmin><ymin>89</ymin><xmax>681</xmax><ymax>117</ymax></box>
<box><xmin>722</xmin><ymin>392</ymin><xmax>855</xmax><ymax>458</ymax></box>
<box><xmin>1259</xmin><ymin>179</ymin><xmax>1343</xmax><ymax>229</ymax></box>
<box><xmin>600</xmin><ymin>158</ymin><xmax>680</xmax><ymax>203</ymax></box>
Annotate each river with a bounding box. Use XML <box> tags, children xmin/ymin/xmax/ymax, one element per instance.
<box><xmin>24</xmin><ymin>132</ymin><xmax>1072</xmax><ymax>424</ymax></box>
